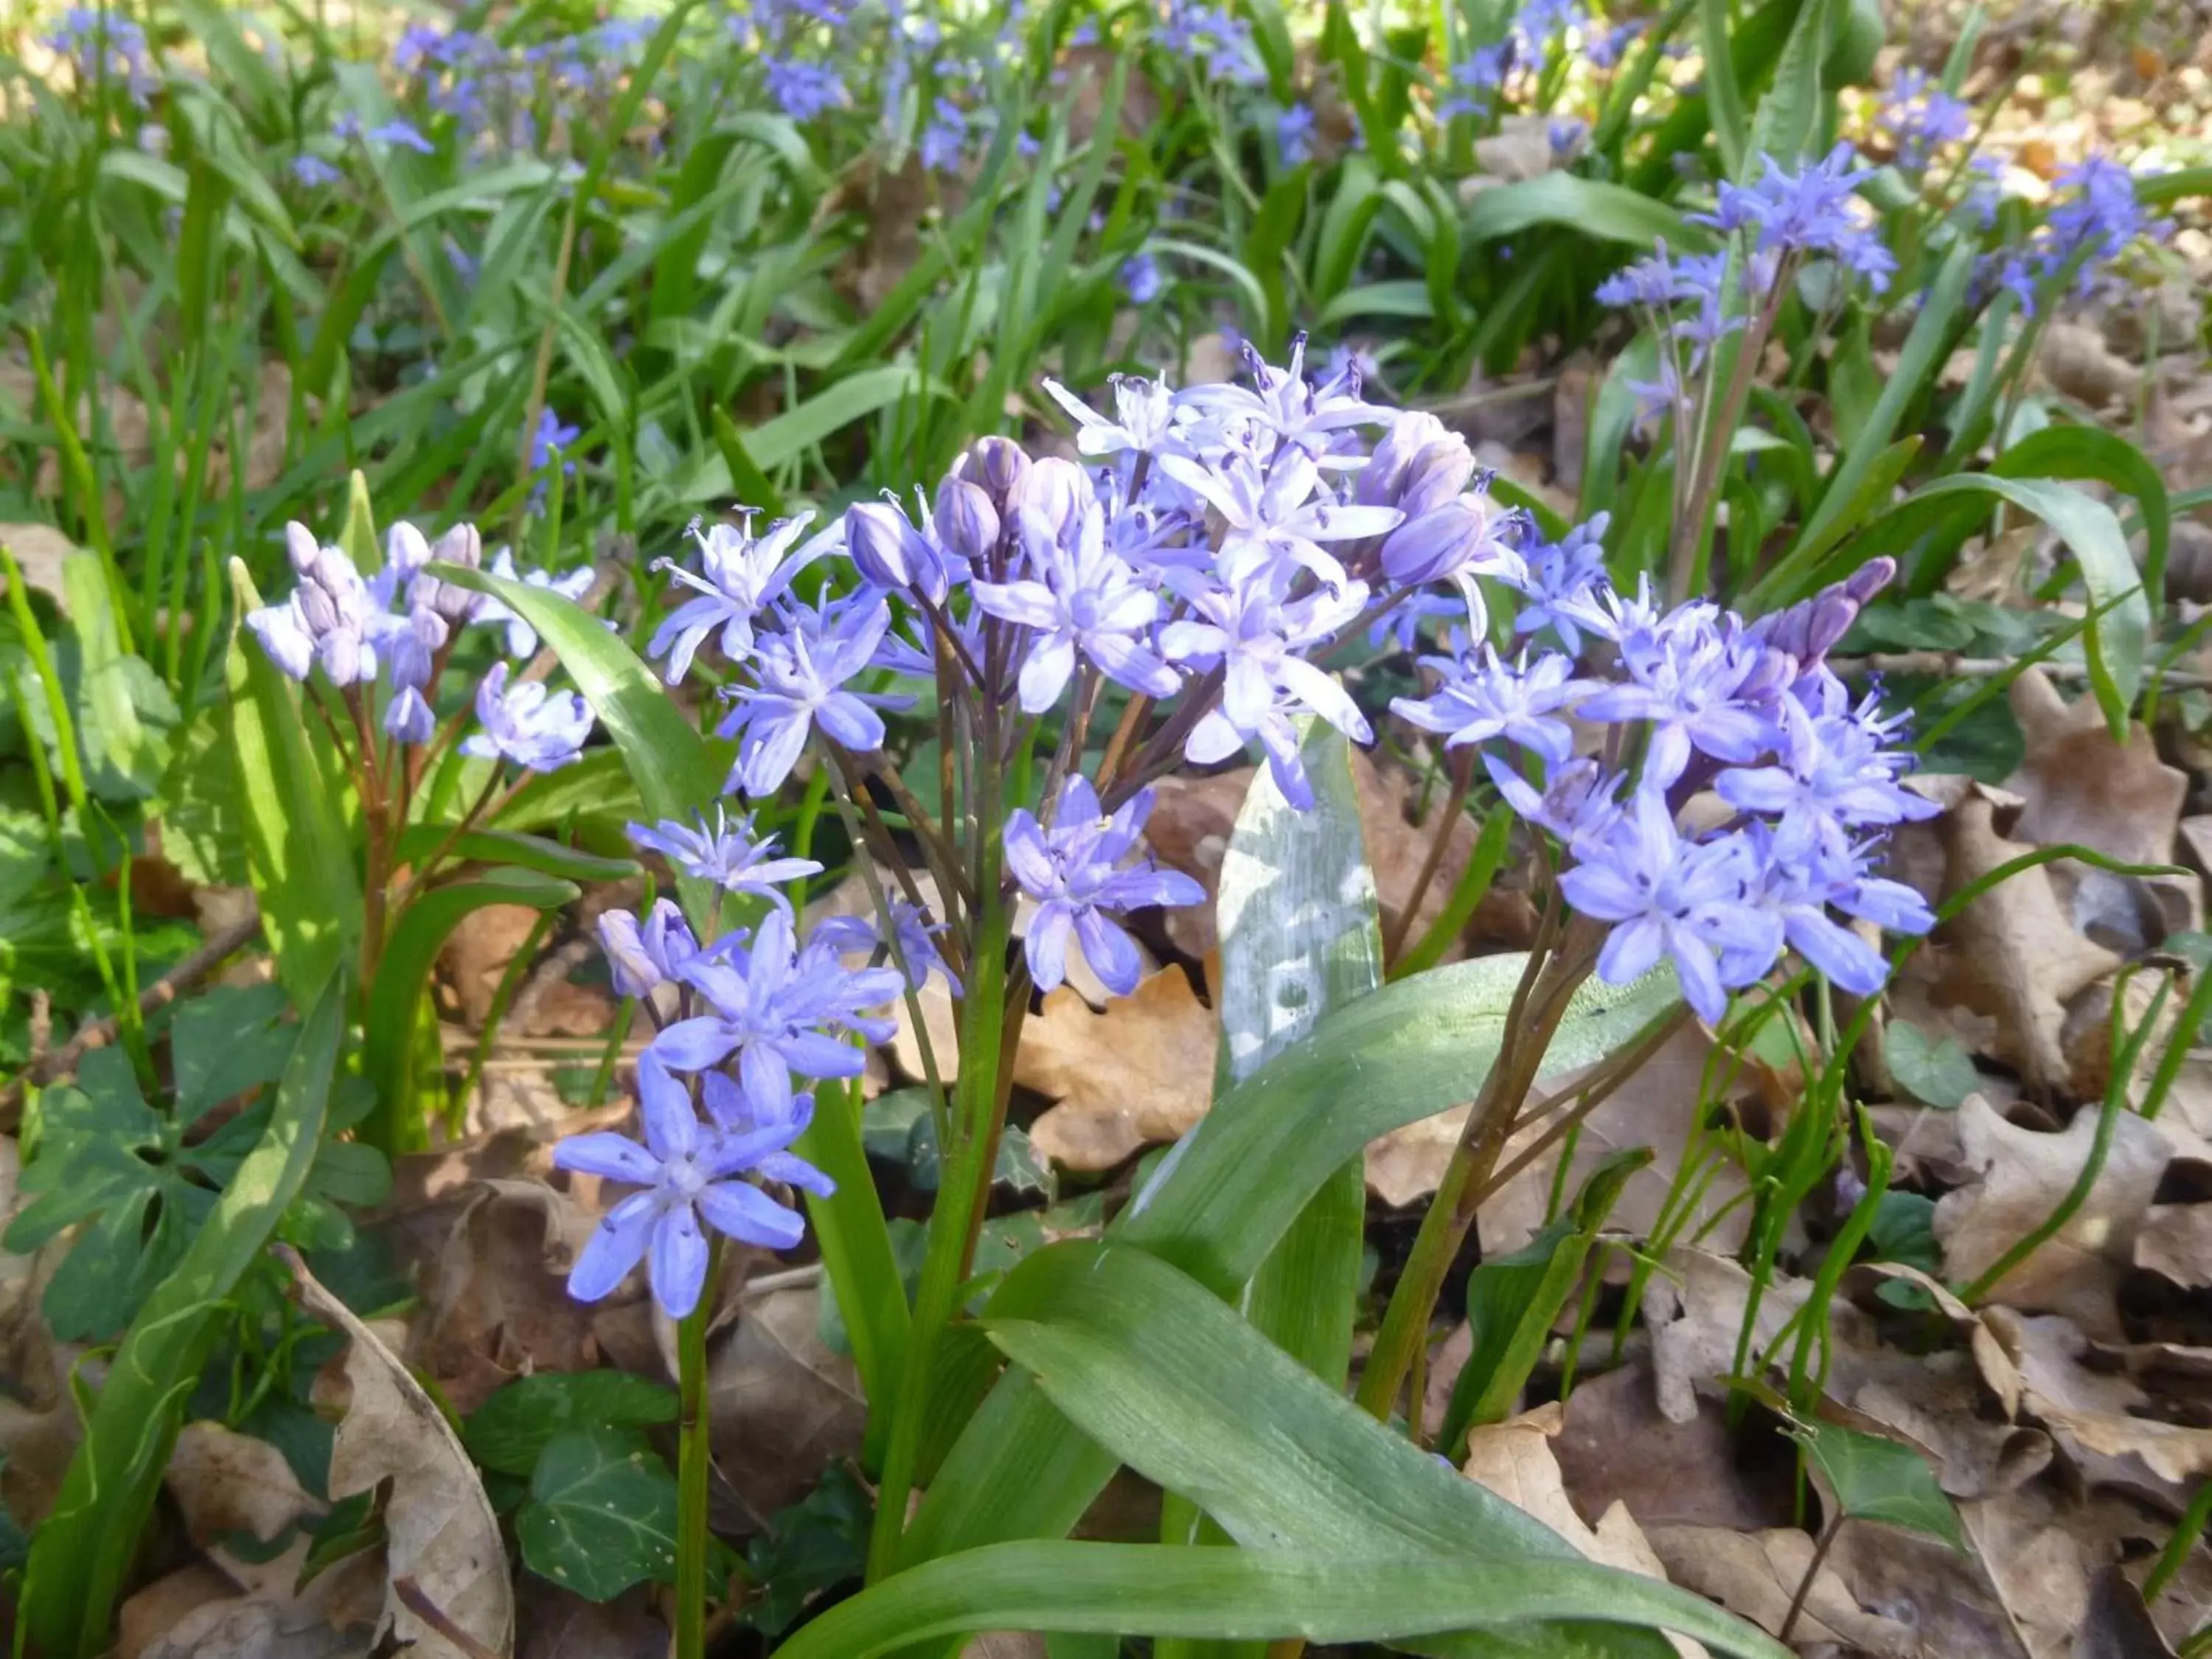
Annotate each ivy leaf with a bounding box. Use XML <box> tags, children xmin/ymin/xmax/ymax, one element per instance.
<box><xmin>1883</xmin><ymin>1021</ymin><xmax>1978</xmax><ymax>1110</ymax></box>
<box><xmin>515</xmin><ymin>1426</ymin><xmax>680</xmax><ymax>1600</ymax></box>
<box><xmin>1866</xmin><ymin>1192</ymin><xmax>1941</xmax><ymax>1275</ymax></box>
<box><xmin>745</xmin><ymin>1464</ymin><xmax>872</xmax><ymax>1636</ymax></box>
<box><xmin>1793</xmin><ymin>1422</ymin><xmax>1962</xmax><ymax>1548</ymax></box>
<box><xmin>465</xmin><ymin>1372</ymin><xmax>678</xmax><ymax>1478</ymax></box>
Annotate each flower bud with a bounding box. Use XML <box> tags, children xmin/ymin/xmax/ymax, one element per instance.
<box><xmin>1396</xmin><ymin>435</ymin><xmax>1478</xmax><ymax>519</ymax></box>
<box><xmin>845</xmin><ymin>500</ymin><xmax>947</xmax><ymax>602</ymax></box>
<box><xmin>1380</xmin><ymin>494</ymin><xmax>1499</xmax><ymax>586</ymax></box>
<box><xmin>1359</xmin><ymin>411</ymin><xmax>1452</xmax><ymax>507</ymax></box>
<box><xmin>284</xmin><ymin>521</ymin><xmax>321</xmax><ymax>575</ymax></box>
<box><xmin>954</xmin><ymin>436</ymin><xmax>1031</xmax><ymax>507</ymax></box>
<box><xmin>1007</xmin><ymin>457</ymin><xmax>1088</xmax><ymax>546</ymax></box>
<box><xmin>433</xmin><ymin>521</ymin><xmax>483</xmax><ymax>571</ymax></box>
<box><xmin>386</xmin><ymin>521</ymin><xmax>432</xmax><ymax>576</ymax></box>
<box><xmin>1845</xmin><ymin>555</ymin><xmax>1896</xmax><ymax>605</ymax></box>
<box><xmin>599</xmin><ymin>909</ymin><xmax>663</xmax><ymax>998</ymax></box>
<box><xmin>933</xmin><ymin>476</ymin><xmax>1000</xmax><ymax>565</ymax></box>
<box><xmin>296</xmin><ymin>580</ymin><xmax>340</xmax><ymax>635</ymax></box>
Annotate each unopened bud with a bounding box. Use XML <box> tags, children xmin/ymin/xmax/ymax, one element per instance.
<box><xmin>845</xmin><ymin>500</ymin><xmax>947</xmax><ymax>602</ymax></box>
<box><xmin>955</xmin><ymin>436</ymin><xmax>1032</xmax><ymax>506</ymax></box>
<box><xmin>1007</xmin><ymin>456</ymin><xmax>1088</xmax><ymax>544</ymax></box>
<box><xmin>1381</xmin><ymin>495</ymin><xmax>1496</xmax><ymax>586</ymax></box>
<box><xmin>284</xmin><ymin>521</ymin><xmax>321</xmax><ymax>575</ymax></box>
<box><xmin>933</xmin><ymin>476</ymin><xmax>1000</xmax><ymax>565</ymax></box>
<box><xmin>386</xmin><ymin>522</ymin><xmax>432</xmax><ymax>575</ymax></box>
<box><xmin>1360</xmin><ymin>411</ymin><xmax>1452</xmax><ymax>507</ymax></box>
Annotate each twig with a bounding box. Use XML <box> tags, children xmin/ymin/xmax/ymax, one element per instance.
<box><xmin>392</xmin><ymin>1576</ymin><xmax>505</xmax><ymax>1659</ymax></box>
<box><xmin>1777</xmin><ymin>1515</ymin><xmax>1844</xmax><ymax>1646</ymax></box>
<box><xmin>1</xmin><ymin>905</ymin><xmax>262</xmax><ymax>1121</ymax></box>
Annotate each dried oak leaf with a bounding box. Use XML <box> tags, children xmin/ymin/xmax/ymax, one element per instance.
<box><xmin>707</xmin><ymin>1282</ymin><xmax>866</xmax><ymax>1535</ymax></box>
<box><xmin>517</xmin><ymin>1585</ymin><xmax>666</xmax><ymax>1659</ymax></box>
<box><xmin>1933</xmin><ymin>1094</ymin><xmax>2171</xmax><ymax>1340</ymax></box>
<box><xmin>1927</xmin><ymin>789</ymin><xmax>2123</xmax><ymax>1094</ymax></box>
<box><xmin>1552</xmin><ymin>1360</ymin><xmax>1792</xmax><ymax>1534</ymax></box>
<box><xmin>1020</xmin><ymin>966</ymin><xmax>1218</xmax><ymax>1172</ymax></box>
<box><xmin>1644</xmin><ymin>1525</ymin><xmax>1916</xmax><ymax>1653</ymax></box>
<box><xmin>1983</xmin><ymin>1307</ymin><xmax>2212</xmax><ymax>1506</ymax></box>
<box><xmin>1461</xmin><ymin>1405</ymin><xmax>1708</xmax><ymax>1658</ymax></box>
<box><xmin>291</xmin><ymin>1253</ymin><xmax>515</xmax><ymax>1659</ymax></box>
<box><xmin>1961</xmin><ymin>1483</ymin><xmax>2178</xmax><ymax>1659</ymax></box>
<box><xmin>1643</xmin><ymin>1248</ymin><xmax>1818</xmax><ymax>1425</ymax></box>
<box><xmin>164</xmin><ymin>1421</ymin><xmax>324</xmax><ymax>1548</ymax></box>
<box><xmin>2135</xmin><ymin>1203</ymin><xmax>2212</xmax><ymax>1289</ymax></box>
<box><xmin>129</xmin><ymin>1548</ymin><xmax>385</xmax><ymax>1659</ymax></box>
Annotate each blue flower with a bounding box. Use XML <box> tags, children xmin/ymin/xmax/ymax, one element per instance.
<box><xmin>290</xmin><ymin>154</ymin><xmax>343</xmax><ymax>187</ymax></box>
<box><xmin>650</xmin><ymin>512</ymin><xmax>829</xmax><ymax>684</ymax></box>
<box><xmin>653</xmin><ymin>912</ymin><xmax>902</xmax><ymax>1118</ymax></box>
<box><xmin>972</xmin><ymin>495</ymin><xmax>1180</xmax><ymax>712</ymax></box>
<box><xmin>1175</xmin><ymin>333</ymin><xmax>1391</xmax><ymax>463</ymax></box>
<box><xmin>246</xmin><ymin>523</ymin><xmax>379</xmax><ymax>687</ymax></box>
<box><xmin>716</xmin><ymin>597</ymin><xmax>897</xmax><ymax>795</ymax></box>
<box><xmin>627</xmin><ymin>808</ymin><xmax>824</xmax><ymax>912</ymax></box>
<box><xmin>48</xmin><ymin>7</ymin><xmax>156</xmax><ymax>102</ymax></box>
<box><xmin>1391</xmin><ymin>641</ymin><xmax>1597</xmax><ymax>765</ymax></box>
<box><xmin>460</xmin><ymin>661</ymin><xmax>594</xmax><ymax>771</ymax></box>
<box><xmin>765</xmin><ymin>58</ymin><xmax>844</xmax><ymax>119</ymax></box>
<box><xmin>1121</xmin><ymin>251</ymin><xmax>1164</xmax><ymax>304</ymax></box>
<box><xmin>1558</xmin><ymin>790</ymin><xmax>1781</xmax><ymax>1023</ymax></box>
<box><xmin>1692</xmin><ymin>145</ymin><xmax>1893</xmax><ymax>292</ymax></box>
<box><xmin>368</xmin><ymin>119</ymin><xmax>437</xmax><ymax>155</ymax></box>
<box><xmin>1154</xmin><ymin>449</ymin><xmax>1399</xmax><ymax>593</ymax></box>
<box><xmin>554</xmin><ymin>1052</ymin><xmax>827</xmax><ymax>1318</ymax></box>
<box><xmin>529</xmin><ymin>408</ymin><xmax>580</xmax><ymax>475</ymax></box>
<box><xmin>1277</xmin><ymin>102</ymin><xmax>1316</xmax><ymax>165</ymax></box>
<box><xmin>920</xmin><ymin>97</ymin><xmax>968</xmax><ymax>173</ymax></box>
<box><xmin>1878</xmin><ymin>69</ymin><xmax>1972</xmax><ymax>174</ymax></box>
<box><xmin>1004</xmin><ymin>776</ymin><xmax>1206</xmax><ymax>996</ymax></box>
<box><xmin>1575</xmin><ymin>606</ymin><xmax>1781</xmax><ymax>787</ymax></box>
<box><xmin>467</xmin><ymin>546</ymin><xmax>595</xmax><ymax>658</ymax></box>
<box><xmin>1509</xmin><ymin>513</ymin><xmax>1610</xmax><ymax>655</ymax></box>
<box><xmin>814</xmin><ymin>900</ymin><xmax>960</xmax><ymax>993</ymax></box>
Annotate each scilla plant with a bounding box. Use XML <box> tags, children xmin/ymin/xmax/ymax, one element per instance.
<box><xmin>422</xmin><ymin>330</ymin><xmax>1938</xmax><ymax>1655</ymax></box>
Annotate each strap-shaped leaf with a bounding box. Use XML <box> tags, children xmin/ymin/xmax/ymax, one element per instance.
<box><xmin>773</xmin><ymin>1541</ymin><xmax>1788</xmax><ymax>1659</ymax></box>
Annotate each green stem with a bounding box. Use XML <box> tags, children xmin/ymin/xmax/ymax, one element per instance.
<box><xmin>675</xmin><ymin>1239</ymin><xmax>722</xmax><ymax>1659</ymax></box>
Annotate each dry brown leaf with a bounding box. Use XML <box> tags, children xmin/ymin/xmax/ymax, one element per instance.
<box><xmin>1985</xmin><ymin>1308</ymin><xmax>2212</xmax><ymax>1503</ymax></box>
<box><xmin>1552</xmin><ymin>1361</ymin><xmax>1792</xmax><ymax>1534</ymax></box>
<box><xmin>961</xmin><ymin>1637</ymin><xmax>1048</xmax><ymax>1659</ymax></box>
<box><xmin>1461</xmin><ymin>1405</ymin><xmax>1708</xmax><ymax>1658</ymax></box>
<box><xmin>291</xmin><ymin>1254</ymin><xmax>515</xmax><ymax>1659</ymax></box>
<box><xmin>707</xmin><ymin>1282</ymin><xmax>866</xmax><ymax>1534</ymax></box>
<box><xmin>165</xmin><ymin>1421</ymin><xmax>324</xmax><ymax>1548</ymax></box>
<box><xmin>133</xmin><ymin>1550</ymin><xmax>386</xmax><ymax>1659</ymax></box>
<box><xmin>1933</xmin><ymin>1094</ymin><xmax>2171</xmax><ymax>1340</ymax></box>
<box><xmin>2135</xmin><ymin>1203</ymin><xmax>2212</xmax><ymax>1289</ymax></box>
<box><xmin>1644</xmin><ymin>1524</ymin><xmax>1917</xmax><ymax>1652</ymax></box>
<box><xmin>2076</xmin><ymin>1565</ymin><xmax>2179</xmax><ymax>1659</ymax></box>
<box><xmin>2039</xmin><ymin>322</ymin><xmax>2145</xmax><ymax>411</ymax></box>
<box><xmin>0</xmin><ymin>521</ymin><xmax>77</xmax><ymax>611</ymax></box>
<box><xmin>1820</xmin><ymin>1518</ymin><xmax>2026</xmax><ymax>1658</ymax></box>
<box><xmin>116</xmin><ymin>1564</ymin><xmax>245</xmax><ymax>1659</ymax></box>
<box><xmin>516</xmin><ymin>1585</ymin><xmax>665</xmax><ymax>1659</ymax></box>
<box><xmin>1472</xmin><ymin>114</ymin><xmax>1567</xmax><ymax>181</ymax></box>
<box><xmin>1961</xmin><ymin>1483</ymin><xmax>2177</xmax><ymax>1659</ymax></box>
<box><xmin>2008</xmin><ymin>667</ymin><xmax>2186</xmax><ymax>868</ymax></box>
<box><xmin>1020</xmin><ymin>967</ymin><xmax>1217</xmax><ymax>1172</ymax></box>
<box><xmin>1928</xmin><ymin>789</ymin><xmax>2124</xmax><ymax>1093</ymax></box>
<box><xmin>1644</xmin><ymin>1248</ymin><xmax>1818</xmax><ymax>1425</ymax></box>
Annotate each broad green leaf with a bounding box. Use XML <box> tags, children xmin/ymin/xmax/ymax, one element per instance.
<box><xmin>1312</xmin><ymin>156</ymin><xmax>1383</xmax><ymax>304</ymax></box>
<box><xmin>1700</xmin><ymin>0</ymin><xmax>1748</xmax><ymax>180</ymax></box>
<box><xmin>170</xmin><ymin>981</ymin><xmax>298</xmax><ymax>1126</ymax></box>
<box><xmin>21</xmin><ymin>978</ymin><xmax>346</xmax><ymax>1659</ymax></box>
<box><xmin>515</xmin><ymin>1427</ymin><xmax>681</xmax><ymax>1600</ymax></box>
<box><xmin>1436</xmin><ymin>1149</ymin><xmax>1647</xmax><ymax>1458</ymax></box>
<box><xmin>1787</xmin><ymin>240</ymin><xmax>1974</xmax><ymax>571</ymax></box>
<box><xmin>1744</xmin><ymin>0</ymin><xmax>1837</xmax><ymax>167</ymax></box>
<box><xmin>1867</xmin><ymin>1192</ymin><xmax>1941</xmax><ymax>1274</ymax></box>
<box><xmin>60</xmin><ymin>551</ymin><xmax>174</xmax><ymax>798</ymax></box>
<box><xmin>465</xmin><ymin>1372</ymin><xmax>678</xmax><ymax>1478</ymax></box>
<box><xmin>361</xmin><ymin>867</ymin><xmax>578</xmax><ymax>1150</ymax></box>
<box><xmin>680</xmin><ymin>367</ymin><xmax>949</xmax><ymax>501</ymax></box>
<box><xmin>225</xmin><ymin>560</ymin><xmax>361</xmax><ymax>1008</ymax></box>
<box><xmin>1794</xmin><ymin>1422</ymin><xmax>1963</xmax><ymax>1548</ymax></box>
<box><xmin>1462</xmin><ymin>174</ymin><xmax>1707</xmax><ymax>253</ymax></box>
<box><xmin>1882</xmin><ymin>1020</ymin><xmax>1976</xmax><ymax>1110</ymax></box>
<box><xmin>747</xmin><ymin>1466</ymin><xmax>873</xmax><ymax>1636</ymax></box>
<box><xmin>1318</xmin><ymin>279</ymin><xmax>1433</xmax><ymax>328</ymax></box>
<box><xmin>776</xmin><ymin>1542</ymin><xmax>1787</xmax><ymax>1657</ymax></box>
<box><xmin>1992</xmin><ymin>425</ymin><xmax>2171</xmax><ymax>611</ymax></box>
<box><xmin>902</xmin><ymin>957</ymin><xmax>1681</xmax><ymax>1570</ymax></box>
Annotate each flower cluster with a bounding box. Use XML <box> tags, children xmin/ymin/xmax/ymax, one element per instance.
<box><xmin>1394</xmin><ymin>556</ymin><xmax>1935</xmax><ymax>1022</ymax></box>
<box><xmin>1691</xmin><ymin>145</ymin><xmax>1896</xmax><ymax>293</ymax></box>
<box><xmin>383</xmin><ymin>16</ymin><xmax>653</xmax><ymax>157</ymax></box>
<box><xmin>246</xmin><ymin>518</ymin><xmax>597</xmax><ymax>765</ymax></box>
<box><xmin>566</xmin><ymin>886</ymin><xmax>901</xmax><ymax>1316</ymax></box>
<box><xmin>1876</xmin><ymin>69</ymin><xmax>1972</xmax><ymax>175</ymax></box>
<box><xmin>1994</xmin><ymin>155</ymin><xmax>2169</xmax><ymax>313</ymax></box>
<box><xmin>1439</xmin><ymin>0</ymin><xmax>1586</xmax><ymax>119</ymax></box>
<box><xmin>46</xmin><ymin>7</ymin><xmax>157</xmax><ymax>104</ymax></box>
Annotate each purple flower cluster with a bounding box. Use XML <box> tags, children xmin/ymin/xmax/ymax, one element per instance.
<box><xmin>1877</xmin><ymin>69</ymin><xmax>1972</xmax><ymax>175</ymax></box>
<box><xmin>560</xmin><ymin>896</ymin><xmax>904</xmax><ymax>1317</ymax></box>
<box><xmin>1691</xmin><ymin>145</ymin><xmax>1897</xmax><ymax>293</ymax></box>
<box><xmin>1995</xmin><ymin>155</ymin><xmax>2168</xmax><ymax>313</ymax></box>
<box><xmin>1394</xmin><ymin>554</ymin><xmax>1934</xmax><ymax>1022</ymax></box>
<box><xmin>246</xmin><ymin>516</ymin><xmax>597</xmax><ymax>762</ymax></box>
<box><xmin>46</xmin><ymin>7</ymin><xmax>156</xmax><ymax>104</ymax></box>
<box><xmin>386</xmin><ymin>16</ymin><xmax>651</xmax><ymax>156</ymax></box>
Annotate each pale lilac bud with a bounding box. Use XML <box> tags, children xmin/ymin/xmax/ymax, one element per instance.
<box><xmin>933</xmin><ymin>476</ymin><xmax>1000</xmax><ymax>564</ymax></box>
<box><xmin>387</xmin><ymin>522</ymin><xmax>432</xmax><ymax>577</ymax></box>
<box><xmin>1381</xmin><ymin>495</ymin><xmax>1499</xmax><ymax>585</ymax></box>
<box><xmin>296</xmin><ymin>580</ymin><xmax>340</xmax><ymax>635</ymax></box>
<box><xmin>598</xmin><ymin>909</ymin><xmax>662</xmax><ymax>998</ymax></box>
<box><xmin>845</xmin><ymin>500</ymin><xmax>946</xmax><ymax>602</ymax></box>
<box><xmin>1008</xmin><ymin>457</ymin><xmax>1088</xmax><ymax>545</ymax></box>
<box><xmin>1360</xmin><ymin>412</ymin><xmax>1454</xmax><ymax>508</ymax></box>
<box><xmin>1397</xmin><ymin>436</ymin><xmax>1478</xmax><ymax>519</ymax></box>
<box><xmin>284</xmin><ymin>521</ymin><xmax>321</xmax><ymax>575</ymax></box>
<box><xmin>1846</xmin><ymin>556</ymin><xmax>1896</xmax><ymax>605</ymax></box>
<box><xmin>955</xmin><ymin>436</ymin><xmax>1031</xmax><ymax>507</ymax></box>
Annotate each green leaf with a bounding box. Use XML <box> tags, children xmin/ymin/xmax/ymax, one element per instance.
<box><xmin>774</xmin><ymin>1541</ymin><xmax>1788</xmax><ymax>1658</ymax></box>
<box><xmin>1882</xmin><ymin>1020</ymin><xmax>1977</xmax><ymax>1110</ymax></box>
<box><xmin>170</xmin><ymin>981</ymin><xmax>297</xmax><ymax>1127</ymax></box>
<box><xmin>515</xmin><ymin>1427</ymin><xmax>680</xmax><ymax>1600</ymax></box>
<box><xmin>465</xmin><ymin>1371</ymin><xmax>678</xmax><ymax>1478</ymax></box>
<box><xmin>21</xmin><ymin>978</ymin><xmax>347</xmax><ymax>1659</ymax></box>
<box><xmin>1219</xmin><ymin>723</ymin><xmax>1380</xmax><ymax>1390</ymax></box>
<box><xmin>1867</xmin><ymin>1192</ymin><xmax>1941</xmax><ymax>1274</ymax></box>
<box><xmin>681</xmin><ymin>367</ymin><xmax>948</xmax><ymax>501</ymax></box>
<box><xmin>1436</xmin><ymin>1150</ymin><xmax>1647</xmax><ymax>1458</ymax></box>
<box><xmin>1462</xmin><ymin>175</ymin><xmax>1706</xmax><ymax>253</ymax></box>
<box><xmin>60</xmin><ymin>552</ymin><xmax>175</xmax><ymax>799</ymax></box>
<box><xmin>362</xmin><ymin>868</ymin><xmax>579</xmax><ymax>1150</ymax></box>
<box><xmin>1792</xmin><ymin>1421</ymin><xmax>1962</xmax><ymax>1548</ymax></box>
<box><xmin>1700</xmin><ymin>0</ymin><xmax>1748</xmax><ymax>180</ymax></box>
<box><xmin>224</xmin><ymin>560</ymin><xmax>361</xmax><ymax>1009</ymax></box>
<box><xmin>1744</xmin><ymin>0</ymin><xmax>1837</xmax><ymax>167</ymax></box>
<box><xmin>745</xmin><ymin>1465</ymin><xmax>873</xmax><ymax>1636</ymax></box>
<box><xmin>1992</xmin><ymin>424</ymin><xmax>2171</xmax><ymax>612</ymax></box>
<box><xmin>1788</xmin><ymin>240</ymin><xmax>1974</xmax><ymax>571</ymax></box>
<box><xmin>389</xmin><ymin>825</ymin><xmax>640</xmax><ymax>886</ymax></box>
<box><xmin>902</xmin><ymin>957</ymin><xmax>1680</xmax><ymax>1569</ymax></box>
<box><xmin>433</xmin><ymin>563</ymin><xmax>722</xmax><ymax>919</ymax></box>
